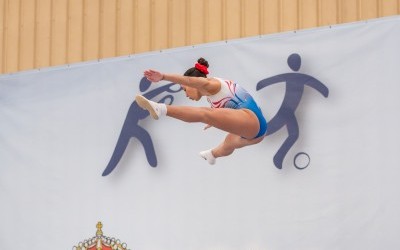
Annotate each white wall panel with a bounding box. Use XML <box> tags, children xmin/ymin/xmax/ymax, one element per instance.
<box><xmin>1</xmin><ymin>17</ymin><xmax>400</xmax><ymax>249</ymax></box>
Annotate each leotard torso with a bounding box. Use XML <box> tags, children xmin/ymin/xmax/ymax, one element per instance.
<box><xmin>207</xmin><ymin>78</ymin><xmax>267</xmax><ymax>138</ymax></box>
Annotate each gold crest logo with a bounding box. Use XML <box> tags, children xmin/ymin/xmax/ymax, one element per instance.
<box><xmin>73</xmin><ymin>222</ymin><xmax>129</xmax><ymax>250</ymax></box>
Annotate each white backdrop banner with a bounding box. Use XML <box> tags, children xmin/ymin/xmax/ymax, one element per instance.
<box><xmin>1</xmin><ymin>16</ymin><xmax>400</xmax><ymax>250</ymax></box>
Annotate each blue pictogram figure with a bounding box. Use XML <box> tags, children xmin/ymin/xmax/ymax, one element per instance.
<box><xmin>102</xmin><ymin>77</ymin><xmax>181</xmax><ymax>176</ymax></box>
<box><xmin>256</xmin><ymin>53</ymin><xmax>329</xmax><ymax>169</ymax></box>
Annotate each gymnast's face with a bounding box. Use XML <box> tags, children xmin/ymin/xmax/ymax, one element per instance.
<box><xmin>182</xmin><ymin>86</ymin><xmax>201</xmax><ymax>101</ymax></box>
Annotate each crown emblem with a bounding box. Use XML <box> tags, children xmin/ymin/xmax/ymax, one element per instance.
<box><xmin>73</xmin><ymin>222</ymin><xmax>129</xmax><ymax>250</ymax></box>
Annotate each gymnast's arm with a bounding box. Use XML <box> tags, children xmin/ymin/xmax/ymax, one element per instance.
<box><xmin>144</xmin><ymin>69</ymin><xmax>220</xmax><ymax>95</ymax></box>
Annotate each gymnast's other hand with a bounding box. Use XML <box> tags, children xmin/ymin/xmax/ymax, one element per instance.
<box><xmin>204</xmin><ymin>124</ymin><xmax>212</xmax><ymax>130</ymax></box>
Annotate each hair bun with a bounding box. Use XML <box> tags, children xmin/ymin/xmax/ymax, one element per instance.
<box><xmin>197</xmin><ymin>58</ymin><xmax>209</xmax><ymax>68</ymax></box>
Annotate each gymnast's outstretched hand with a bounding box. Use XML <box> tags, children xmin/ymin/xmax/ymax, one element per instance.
<box><xmin>204</xmin><ymin>124</ymin><xmax>213</xmax><ymax>130</ymax></box>
<box><xmin>144</xmin><ymin>69</ymin><xmax>164</xmax><ymax>82</ymax></box>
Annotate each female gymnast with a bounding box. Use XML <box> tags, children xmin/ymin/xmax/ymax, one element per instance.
<box><xmin>136</xmin><ymin>58</ymin><xmax>267</xmax><ymax>165</ymax></box>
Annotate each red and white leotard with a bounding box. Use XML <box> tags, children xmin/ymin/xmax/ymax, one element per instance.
<box><xmin>207</xmin><ymin>77</ymin><xmax>268</xmax><ymax>138</ymax></box>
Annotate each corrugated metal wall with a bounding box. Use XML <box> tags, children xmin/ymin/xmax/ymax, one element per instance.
<box><xmin>1</xmin><ymin>0</ymin><xmax>399</xmax><ymax>74</ymax></box>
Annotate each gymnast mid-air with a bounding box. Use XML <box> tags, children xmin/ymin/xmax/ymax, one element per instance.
<box><xmin>136</xmin><ymin>58</ymin><xmax>268</xmax><ymax>165</ymax></box>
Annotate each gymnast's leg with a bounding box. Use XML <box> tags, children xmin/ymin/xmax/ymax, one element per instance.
<box><xmin>136</xmin><ymin>95</ymin><xmax>260</xmax><ymax>139</ymax></box>
<box><xmin>200</xmin><ymin>133</ymin><xmax>264</xmax><ymax>165</ymax></box>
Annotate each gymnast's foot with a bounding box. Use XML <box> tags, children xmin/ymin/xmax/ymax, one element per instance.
<box><xmin>199</xmin><ymin>149</ymin><xmax>216</xmax><ymax>165</ymax></box>
<box><xmin>136</xmin><ymin>95</ymin><xmax>167</xmax><ymax>120</ymax></box>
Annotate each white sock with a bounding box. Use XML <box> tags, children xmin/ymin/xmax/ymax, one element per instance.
<box><xmin>136</xmin><ymin>95</ymin><xmax>167</xmax><ymax>120</ymax></box>
<box><xmin>199</xmin><ymin>149</ymin><xmax>216</xmax><ymax>165</ymax></box>
<box><xmin>152</xmin><ymin>101</ymin><xmax>167</xmax><ymax>117</ymax></box>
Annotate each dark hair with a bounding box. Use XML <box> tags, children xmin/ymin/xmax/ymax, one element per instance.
<box><xmin>183</xmin><ymin>57</ymin><xmax>209</xmax><ymax>78</ymax></box>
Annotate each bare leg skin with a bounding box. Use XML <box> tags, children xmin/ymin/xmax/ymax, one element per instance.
<box><xmin>212</xmin><ymin>133</ymin><xmax>264</xmax><ymax>157</ymax></box>
<box><xmin>200</xmin><ymin>134</ymin><xmax>264</xmax><ymax>165</ymax></box>
<box><xmin>135</xmin><ymin>95</ymin><xmax>260</xmax><ymax>139</ymax></box>
<box><xmin>166</xmin><ymin>106</ymin><xmax>260</xmax><ymax>139</ymax></box>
